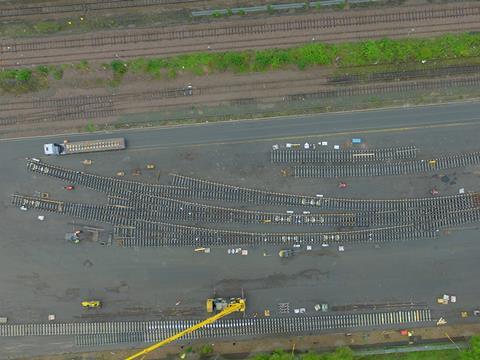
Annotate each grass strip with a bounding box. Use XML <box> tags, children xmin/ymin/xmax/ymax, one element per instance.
<box><xmin>2</xmin><ymin>32</ymin><xmax>480</xmax><ymax>94</ymax></box>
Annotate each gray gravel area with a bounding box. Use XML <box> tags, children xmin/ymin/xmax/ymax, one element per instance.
<box><xmin>1</xmin><ymin>101</ymin><xmax>480</xmax><ymax>357</ymax></box>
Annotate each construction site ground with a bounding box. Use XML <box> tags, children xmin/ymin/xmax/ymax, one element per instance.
<box><xmin>2</xmin><ymin>101</ymin><xmax>480</xmax><ymax>358</ymax></box>
<box><xmin>2</xmin><ymin>1</ymin><xmax>480</xmax><ymax>359</ymax></box>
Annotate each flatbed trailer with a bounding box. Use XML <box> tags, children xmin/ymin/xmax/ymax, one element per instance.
<box><xmin>44</xmin><ymin>137</ymin><xmax>125</xmax><ymax>155</ymax></box>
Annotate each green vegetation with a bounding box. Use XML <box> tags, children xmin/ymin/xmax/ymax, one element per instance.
<box><xmin>15</xmin><ymin>69</ymin><xmax>32</xmax><ymax>82</ymax></box>
<box><xmin>0</xmin><ymin>68</ymin><xmax>44</xmax><ymax>94</ymax></box>
<box><xmin>252</xmin><ymin>348</ymin><xmax>354</xmax><ymax>360</ymax></box>
<box><xmin>3</xmin><ymin>32</ymin><xmax>480</xmax><ymax>94</ymax></box>
<box><xmin>249</xmin><ymin>337</ymin><xmax>480</xmax><ymax>360</ymax></box>
<box><xmin>51</xmin><ymin>66</ymin><xmax>64</xmax><ymax>80</ymax></box>
<box><xmin>112</xmin><ymin>32</ymin><xmax>480</xmax><ymax>77</ymax></box>
<box><xmin>0</xmin><ymin>17</ymin><xmax>118</xmax><ymax>38</ymax></box>
<box><xmin>76</xmin><ymin>60</ymin><xmax>90</xmax><ymax>71</ymax></box>
<box><xmin>84</xmin><ymin>121</ymin><xmax>97</xmax><ymax>132</ymax></box>
<box><xmin>110</xmin><ymin>60</ymin><xmax>128</xmax><ymax>76</ymax></box>
<box><xmin>359</xmin><ymin>349</ymin><xmax>460</xmax><ymax>359</ymax></box>
<box><xmin>35</xmin><ymin>65</ymin><xmax>50</xmax><ymax>77</ymax></box>
<box><xmin>199</xmin><ymin>344</ymin><xmax>214</xmax><ymax>358</ymax></box>
<box><xmin>33</xmin><ymin>21</ymin><xmax>62</xmax><ymax>34</ymax></box>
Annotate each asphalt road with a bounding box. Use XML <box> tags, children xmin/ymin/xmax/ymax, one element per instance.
<box><xmin>1</xmin><ymin>101</ymin><xmax>480</xmax><ymax>358</ymax></box>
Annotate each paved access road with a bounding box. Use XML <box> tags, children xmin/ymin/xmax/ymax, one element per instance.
<box><xmin>1</xmin><ymin>101</ymin><xmax>480</xmax><ymax>358</ymax></box>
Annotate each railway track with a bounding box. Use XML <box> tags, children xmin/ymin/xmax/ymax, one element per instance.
<box><xmin>10</xmin><ymin>193</ymin><xmax>443</xmax><ymax>246</ymax></box>
<box><xmin>8</xmin><ymin>193</ymin><xmax>437</xmax><ymax>246</ymax></box>
<box><xmin>2</xmin><ymin>19</ymin><xmax>479</xmax><ymax>69</ymax></box>
<box><xmin>108</xmin><ymin>194</ymin><xmax>356</xmax><ymax>226</ymax></box>
<box><xmin>169</xmin><ymin>174</ymin><xmax>480</xmax><ymax>211</ymax></box>
<box><xmin>0</xmin><ymin>0</ymin><xmax>201</xmax><ymax>19</ymax></box>
<box><xmin>293</xmin><ymin>150</ymin><xmax>480</xmax><ymax>178</ymax></box>
<box><xmin>113</xmin><ymin>221</ymin><xmax>434</xmax><ymax>247</ymax></box>
<box><xmin>285</xmin><ymin>76</ymin><xmax>480</xmax><ymax>102</ymax></box>
<box><xmin>327</xmin><ymin>63</ymin><xmax>480</xmax><ymax>84</ymax></box>
<box><xmin>12</xmin><ymin>186</ymin><xmax>478</xmax><ymax>232</ymax></box>
<box><xmin>3</xmin><ymin>74</ymin><xmax>480</xmax><ymax>130</ymax></box>
<box><xmin>24</xmin><ymin>158</ymin><xmax>480</xmax><ymax>214</ymax></box>
<box><xmin>3</xmin><ymin>75</ymin><xmax>480</xmax><ymax>129</ymax></box>
<box><xmin>0</xmin><ymin>88</ymin><xmax>190</xmax><ymax>127</ymax></box>
<box><xmin>75</xmin><ymin>309</ymin><xmax>432</xmax><ymax>346</ymax></box>
<box><xmin>0</xmin><ymin>308</ymin><xmax>431</xmax><ymax>338</ymax></box>
<box><xmin>114</xmin><ymin>202</ymin><xmax>480</xmax><ymax>246</ymax></box>
<box><xmin>2</xmin><ymin>6</ymin><xmax>479</xmax><ymax>55</ymax></box>
<box><xmin>110</xmin><ymin>193</ymin><xmax>480</xmax><ymax>228</ymax></box>
<box><xmin>10</xmin><ymin>192</ymin><xmax>356</xmax><ymax>228</ymax></box>
<box><xmin>26</xmin><ymin>159</ymin><xmax>174</xmax><ymax>198</ymax></box>
<box><xmin>271</xmin><ymin>146</ymin><xmax>417</xmax><ymax>163</ymax></box>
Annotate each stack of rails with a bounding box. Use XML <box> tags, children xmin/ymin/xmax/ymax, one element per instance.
<box><xmin>271</xmin><ymin>146</ymin><xmax>417</xmax><ymax>163</ymax></box>
<box><xmin>0</xmin><ymin>308</ymin><xmax>432</xmax><ymax>345</ymax></box>
<box><xmin>294</xmin><ymin>151</ymin><xmax>480</xmax><ymax>177</ymax></box>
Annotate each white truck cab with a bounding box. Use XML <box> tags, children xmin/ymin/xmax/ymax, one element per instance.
<box><xmin>43</xmin><ymin>143</ymin><xmax>64</xmax><ymax>155</ymax></box>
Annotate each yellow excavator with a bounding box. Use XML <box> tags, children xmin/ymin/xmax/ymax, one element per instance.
<box><xmin>125</xmin><ymin>297</ymin><xmax>246</xmax><ymax>360</ymax></box>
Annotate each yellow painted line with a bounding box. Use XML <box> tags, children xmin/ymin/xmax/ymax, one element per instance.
<box><xmin>129</xmin><ymin>120</ymin><xmax>475</xmax><ymax>152</ymax></box>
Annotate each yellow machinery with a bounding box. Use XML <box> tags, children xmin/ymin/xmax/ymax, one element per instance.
<box><xmin>206</xmin><ymin>297</ymin><xmax>245</xmax><ymax>313</ymax></box>
<box><xmin>81</xmin><ymin>300</ymin><xmax>101</xmax><ymax>308</ymax></box>
<box><xmin>125</xmin><ymin>298</ymin><xmax>246</xmax><ymax>360</ymax></box>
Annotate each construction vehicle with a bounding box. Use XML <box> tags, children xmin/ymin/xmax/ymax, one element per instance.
<box><xmin>43</xmin><ymin>137</ymin><xmax>125</xmax><ymax>155</ymax></box>
<box><xmin>125</xmin><ymin>298</ymin><xmax>246</xmax><ymax>360</ymax></box>
<box><xmin>206</xmin><ymin>297</ymin><xmax>246</xmax><ymax>313</ymax></box>
<box><xmin>81</xmin><ymin>300</ymin><xmax>101</xmax><ymax>308</ymax></box>
<box><xmin>279</xmin><ymin>249</ymin><xmax>294</xmax><ymax>258</ymax></box>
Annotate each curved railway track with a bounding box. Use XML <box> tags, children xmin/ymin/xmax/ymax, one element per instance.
<box><xmin>11</xmin><ymin>184</ymin><xmax>477</xmax><ymax>230</ymax></box>
<box><xmin>293</xmin><ymin>150</ymin><xmax>480</xmax><ymax>177</ymax></box>
<box><xmin>110</xmin><ymin>205</ymin><xmax>480</xmax><ymax>246</ymax></box>
<box><xmin>11</xmin><ymin>192</ymin><xmax>480</xmax><ymax>247</ymax></box>
<box><xmin>107</xmin><ymin>194</ymin><xmax>356</xmax><ymax>226</ymax></box>
<box><xmin>25</xmin><ymin>159</ymin><xmax>480</xmax><ymax>213</ymax></box>
<box><xmin>169</xmin><ymin>173</ymin><xmax>480</xmax><ymax>211</ymax></box>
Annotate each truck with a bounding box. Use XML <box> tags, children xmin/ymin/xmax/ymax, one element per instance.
<box><xmin>43</xmin><ymin>137</ymin><xmax>126</xmax><ymax>155</ymax></box>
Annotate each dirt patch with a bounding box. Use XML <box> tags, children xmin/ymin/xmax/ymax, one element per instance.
<box><xmin>214</xmin><ymin>268</ymin><xmax>329</xmax><ymax>292</ymax></box>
